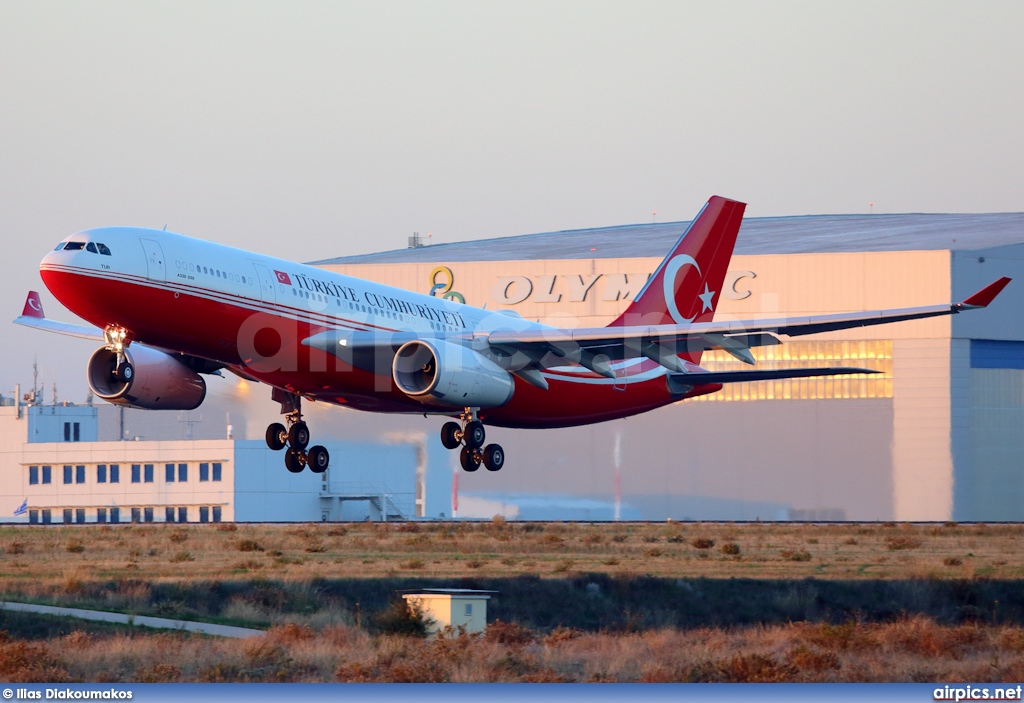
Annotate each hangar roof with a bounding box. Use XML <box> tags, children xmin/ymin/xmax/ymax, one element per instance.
<box><xmin>312</xmin><ymin>212</ymin><xmax>1024</xmax><ymax>265</ymax></box>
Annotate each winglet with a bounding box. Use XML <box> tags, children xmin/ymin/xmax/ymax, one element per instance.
<box><xmin>961</xmin><ymin>277</ymin><xmax>1012</xmax><ymax>308</ymax></box>
<box><xmin>21</xmin><ymin>291</ymin><xmax>44</xmax><ymax>319</ymax></box>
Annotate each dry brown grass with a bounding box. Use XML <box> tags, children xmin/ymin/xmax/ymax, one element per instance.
<box><xmin>2</xmin><ymin>521</ymin><xmax>1020</xmax><ymax>585</ymax></box>
<box><xmin>5</xmin><ymin>616</ymin><xmax>1024</xmax><ymax>682</ymax></box>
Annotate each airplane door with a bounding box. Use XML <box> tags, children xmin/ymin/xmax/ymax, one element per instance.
<box><xmin>139</xmin><ymin>239</ymin><xmax>166</xmax><ymax>281</ymax></box>
<box><xmin>252</xmin><ymin>263</ymin><xmax>277</xmax><ymax>304</ymax></box>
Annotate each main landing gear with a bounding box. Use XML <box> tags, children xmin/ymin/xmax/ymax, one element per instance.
<box><xmin>441</xmin><ymin>408</ymin><xmax>504</xmax><ymax>472</ymax></box>
<box><xmin>265</xmin><ymin>391</ymin><xmax>329</xmax><ymax>474</ymax></box>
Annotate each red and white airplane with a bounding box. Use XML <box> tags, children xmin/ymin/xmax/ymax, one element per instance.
<box><xmin>14</xmin><ymin>196</ymin><xmax>1010</xmax><ymax>474</ymax></box>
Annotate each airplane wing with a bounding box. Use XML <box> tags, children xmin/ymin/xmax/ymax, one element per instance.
<box><xmin>12</xmin><ymin>291</ymin><xmax>104</xmax><ymax>341</ymax></box>
<box><xmin>304</xmin><ymin>278</ymin><xmax>1009</xmax><ymax>383</ymax></box>
<box><xmin>484</xmin><ymin>277</ymin><xmax>1012</xmax><ymax>376</ymax></box>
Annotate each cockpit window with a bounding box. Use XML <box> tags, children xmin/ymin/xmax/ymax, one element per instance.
<box><xmin>54</xmin><ymin>242</ymin><xmax>66</xmax><ymax>251</ymax></box>
<box><xmin>86</xmin><ymin>242</ymin><xmax>98</xmax><ymax>253</ymax></box>
<box><xmin>63</xmin><ymin>242</ymin><xmax>85</xmax><ymax>251</ymax></box>
<box><xmin>97</xmin><ymin>243</ymin><xmax>112</xmax><ymax>256</ymax></box>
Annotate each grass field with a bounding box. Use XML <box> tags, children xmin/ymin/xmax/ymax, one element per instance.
<box><xmin>2</xmin><ymin>520</ymin><xmax>1020</xmax><ymax>583</ymax></box>
<box><xmin>2</xmin><ymin>520</ymin><xmax>1023</xmax><ymax>682</ymax></box>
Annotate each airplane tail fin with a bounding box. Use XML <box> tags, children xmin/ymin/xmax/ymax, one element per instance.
<box><xmin>608</xmin><ymin>195</ymin><xmax>745</xmax><ymax>329</ymax></box>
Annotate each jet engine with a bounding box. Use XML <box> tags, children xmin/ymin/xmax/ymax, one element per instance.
<box><xmin>392</xmin><ymin>340</ymin><xmax>514</xmax><ymax>409</ymax></box>
<box><xmin>87</xmin><ymin>344</ymin><xmax>207</xmax><ymax>410</ymax></box>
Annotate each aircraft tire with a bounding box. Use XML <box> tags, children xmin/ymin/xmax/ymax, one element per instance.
<box><xmin>266</xmin><ymin>423</ymin><xmax>287</xmax><ymax>451</ymax></box>
<box><xmin>307</xmin><ymin>445</ymin><xmax>329</xmax><ymax>473</ymax></box>
<box><xmin>482</xmin><ymin>444</ymin><xmax>504</xmax><ymax>471</ymax></box>
<box><xmin>116</xmin><ymin>363</ymin><xmax>134</xmax><ymax>383</ymax></box>
<box><xmin>285</xmin><ymin>449</ymin><xmax>305</xmax><ymax>474</ymax></box>
<box><xmin>464</xmin><ymin>420</ymin><xmax>485</xmax><ymax>449</ymax></box>
<box><xmin>440</xmin><ymin>421</ymin><xmax>461</xmax><ymax>449</ymax></box>
<box><xmin>460</xmin><ymin>446</ymin><xmax>481</xmax><ymax>472</ymax></box>
<box><xmin>288</xmin><ymin>421</ymin><xmax>310</xmax><ymax>450</ymax></box>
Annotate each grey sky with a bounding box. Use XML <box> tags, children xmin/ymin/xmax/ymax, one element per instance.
<box><xmin>2</xmin><ymin>0</ymin><xmax>1022</xmax><ymax>400</ymax></box>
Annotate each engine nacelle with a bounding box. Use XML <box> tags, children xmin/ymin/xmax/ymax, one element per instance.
<box><xmin>392</xmin><ymin>340</ymin><xmax>515</xmax><ymax>409</ymax></box>
<box><xmin>87</xmin><ymin>344</ymin><xmax>207</xmax><ymax>410</ymax></box>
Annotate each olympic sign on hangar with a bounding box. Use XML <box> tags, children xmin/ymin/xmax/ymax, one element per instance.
<box><xmin>457</xmin><ymin>269</ymin><xmax>757</xmax><ymax>306</ymax></box>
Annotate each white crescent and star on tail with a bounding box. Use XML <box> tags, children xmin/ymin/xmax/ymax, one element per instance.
<box><xmin>662</xmin><ymin>254</ymin><xmax>716</xmax><ymax>324</ymax></box>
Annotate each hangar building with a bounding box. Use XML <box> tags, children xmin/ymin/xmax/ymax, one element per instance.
<box><xmin>314</xmin><ymin>212</ymin><xmax>1024</xmax><ymax>522</ymax></box>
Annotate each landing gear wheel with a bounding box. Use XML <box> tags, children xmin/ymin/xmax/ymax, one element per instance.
<box><xmin>482</xmin><ymin>444</ymin><xmax>504</xmax><ymax>472</ymax></box>
<box><xmin>464</xmin><ymin>420</ymin><xmax>486</xmax><ymax>449</ymax></box>
<box><xmin>460</xmin><ymin>446</ymin><xmax>481</xmax><ymax>472</ymax></box>
<box><xmin>285</xmin><ymin>449</ymin><xmax>306</xmax><ymax>474</ymax></box>
<box><xmin>440</xmin><ymin>421</ymin><xmax>461</xmax><ymax>450</ymax></box>
<box><xmin>265</xmin><ymin>423</ymin><xmax>287</xmax><ymax>451</ymax></box>
<box><xmin>288</xmin><ymin>421</ymin><xmax>310</xmax><ymax>450</ymax></box>
<box><xmin>307</xmin><ymin>445</ymin><xmax>329</xmax><ymax>474</ymax></box>
<box><xmin>116</xmin><ymin>363</ymin><xmax>133</xmax><ymax>383</ymax></box>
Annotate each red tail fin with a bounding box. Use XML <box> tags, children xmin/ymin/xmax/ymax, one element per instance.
<box><xmin>608</xmin><ymin>196</ymin><xmax>745</xmax><ymax>329</ymax></box>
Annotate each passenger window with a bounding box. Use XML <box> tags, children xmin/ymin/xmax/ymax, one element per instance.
<box><xmin>64</xmin><ymin>241</ymin><xmax>85</xmax><ymax>251</ymax></box>
<box><xmin>86</xmin><ymin>242</ymin><xmax>98</xmax><ymax>253</ymax></box>
<box><xmin>97</xmin><ymin>243</ymin><xmax>112</xmax><ymax>255</ymax></box>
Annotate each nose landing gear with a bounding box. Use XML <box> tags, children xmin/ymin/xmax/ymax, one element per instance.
<box><xmin>265</xmin><ymin>390</ymin><xmax>329</xmax><ymax>474</ymax></box>
<box><xmin>443</xmin><ymin>408</ymin><xmax>504</xmax><ymax>472</ymax></box>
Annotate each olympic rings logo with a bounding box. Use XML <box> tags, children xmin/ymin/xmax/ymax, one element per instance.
<box><xmin>429</xmin><ymin>266</ymin><xmax>465</xmax><ymax>304</ymax></box>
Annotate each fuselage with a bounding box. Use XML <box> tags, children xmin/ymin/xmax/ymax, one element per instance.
<box><xmin>39</xmin><ymin>227</ymin><xmax>719</xmax><ymax>428</ymax></box>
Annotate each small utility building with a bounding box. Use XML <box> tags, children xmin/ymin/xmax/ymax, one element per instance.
<box><xmin>403</xmin><ymin>589</ymin><xmax>495</xmax><ymax>634</ymax></box>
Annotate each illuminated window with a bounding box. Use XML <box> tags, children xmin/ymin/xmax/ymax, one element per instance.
<box><xmin>691</xmin><ymin>340</ymin><xmax>894</xmax><ymax>403</ymax></box>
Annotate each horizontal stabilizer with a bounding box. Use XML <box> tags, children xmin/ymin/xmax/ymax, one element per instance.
<box><xmin>667</xmin><ymin>366</ymin><xmax>879</xmax><ymax>394</ymax></box>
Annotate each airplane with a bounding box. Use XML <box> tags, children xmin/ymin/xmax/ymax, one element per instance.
<box><xmin>14</xmin><ymin>196</ymin><xmax>1011</xmax><ymax>474</ymax></box>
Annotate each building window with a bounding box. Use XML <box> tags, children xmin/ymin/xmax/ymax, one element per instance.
<box><xmin>42</xmin><ymin>466</ymin><xmax>51</xmax><ymax>484</ymax></box>
<box><xmin>199</xmin><ymin>463</ymin><xmax>209</xmax><ymax>482</ymax></box>
<box><xmin>76</xmin><ymin>465</ymin><xmax>85</xmax><ymax>484</ymax></box>
<box><xmin>165</xmin><ymin>463</ymin><xmax>175</xmax><ymax>482</ymax></box>
<box><xmin>63</xmin><ymin>465</ymin><xmax>72</xmax><ymax>484</ymax></box>
<box><xmin>199</xmin><ymin>506</ymin><xmax>209</xmax><ymax>523</ymax></box>
<box><xmin>213</xmin><ymin>463</ymin><xmax>222</xmax><ymax>482</ymax></box>
<box><xmin>74</xmin><ymin>423</ymin><xmax>80</xmax><ymax>442</ymax></box>
<box><xmin>692</xmin><ymin>339</ymin><xmax>895</xmax><ymax>403</ymax></box>
<box><xmin>42</xmin><ymin>509</ymin><xmax>51</xmax><ymax>524</ymax></box>
<box><xmin>465</xmin><ymin>603</ymin><xmax>472</xmax><ymax>616</ymax></box>
<box><xmin>178</xmin><ymin>506</ymin><xmax>187</xmax><ymax>523</ymax></box>
<box><xmin>131</xmin><ymin>508</ymin><xmax>141</xmax><ymax>523</ymax></box>
<box><xmin>212</xmin><ymin>506</ymin><xmax>222</xmax><ymax>522</ymax></box>
<box><xmin>110</xmin><ymin>464</ymin><xmax>119</xmax><ymax>483</ymax></box>
<box><xmin>178</xmin><ymin>463</ymin><xmax>188</xmax><ymax>482</ymax></box>
<box><xmin>144</xmin><ymin>464</ymin><xmax>154</xmax><ymax>483</ymax></box>
<box><xmin>97</xmin><ymin>508</ymin><xmax>107</xmax><ymax>523</ymax></box>
<box><xmin>64</xmin><ymin>422</ymin><xmax>70</xmax><ymax>441</ymax></box>
<box><xmin>97</xmin><ymin>465</ymin><xmax>107</xmax><ymax>483</ymax></box>
<box><xmin>110</xmin><ymin>507</ymin><xmax>120</xmax><ymax>523</ymax></box>
<box><xmin>131</xmin><ymin>464</ymin><xmax>141</xmax><ymax>483</ymax></box>
<box><xmin>29</xmin><ymin>509</ymin><xmax>39</xmax><ymax>524</ymax></box>
<box><xmin>144</xmin><ymin>507</ymin><xmax>154</xmax><ymax>522</ymax></box>
<box><xmin>165</xmin><ymin>507</ymin><xmax>175</xmax><ymax>522</ymax></box>
<box><xmin>29</xmin><ymin>466</ymin><xmax>38</xmax><ymax>485</ymax></box>
<box><xmin>76</xmin><ymin>508</ymin><xmax>85</xmax><ymax>524</ymax></box>
<box><xmin>63</xmin><ymin>508</ymin><xmax>72</xmax><ymax>524</ymax></box>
